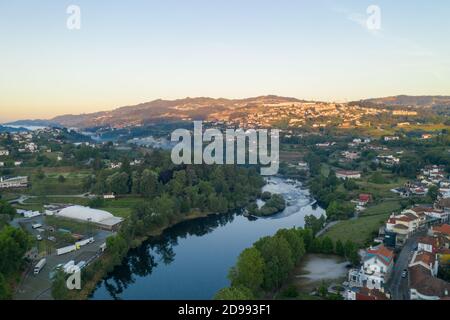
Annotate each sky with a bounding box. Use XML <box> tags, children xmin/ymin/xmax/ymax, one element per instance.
<box><xmin>1</xmin><ymin>0</ymin><xmax>450</xmax><ymax>122</ymax></box>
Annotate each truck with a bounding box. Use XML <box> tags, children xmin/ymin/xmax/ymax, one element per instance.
<box><xmin>63</xmin><ymin>260</ymin><xmax>75</xmax><ymax>273</ymax></box>
<box><xmin>34</xmin><ymin>258</ymin><xmax>46</xmax><ymax>275</ymax></box>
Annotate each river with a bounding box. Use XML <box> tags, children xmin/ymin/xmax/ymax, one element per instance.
<box><xmin>90</xmin><ymin>177</ymin><xmax>325</xmax><ymax>300</ymax></box>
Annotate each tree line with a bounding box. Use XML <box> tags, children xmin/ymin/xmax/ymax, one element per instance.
<box><xmin>215</xmin><ymin>227</ymin><xmax>360</xmax><ymax>300</ymax></box>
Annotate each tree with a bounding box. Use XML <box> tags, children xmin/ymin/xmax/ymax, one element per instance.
<box><xmin>275</xmin><ymin>229</ymin><xmax>306</xmax><ymax>263</ymax></box>
<box><xmin>0</xmin><ymin>200</ymin><xmax>16</xmax><ymax>218</ymax></box>
<box><xmin>229</xmin><ymin>247</ymin><xmax>265</xmax><ymax>294</ymax></box>
<box><xmin>369</xmin><ymin>171</ymin><xmax>387</xmax><ymax>184</ymax></box>
<box><xmin>140</xmin><ymin>169</ymin><xmax>159</xmax><ymax>198</ymax></box>
<box><xmin>321</xmin><ymin>237</ymin><xmax>334</xmax><ymax>254</ymax></box>
<box><xmin>214</xmin><ymin>286</ymin><xmax>254</xmax><ymax>300</ymax></box>
<box><xmin>0</xmin><ymin>273</ymin><xmax>11</xmax><ymax>300</ymax></box>
<box><xmin>335</xmin><ymin>240</ymin><xmax>345</xmax><ymax>257</ymax></box>
<box><xmin>58</xmin><ymin>175</ymin><xmax>66</xmax><ymax>183</ymax></box>
<box><xmin>326</xmin><ymin>201</ymin><xmax>355</xmax><ymax>220</ymax></box>
<box><xmin>304</xmin><ymin>215</ymin><xmax>325</xmax><ymax>235</ymax></box>
<box><xmin>51</xmin><ymin>270</ymin><xmax>69</xmax><ymax>300</ymax></box>
<box><xmin>0</xmin><ymin>226</ymin><xmax>30</xmax><ymax>276</ymax></box>
<box><xmin>36</xmin><ymin>168</ymin><xmax>45</xmax><ymax>180</ymax></box>
<box><xmin>254</xmin><ymin>236</ymin><xmax>293</xmax><ymax>290</ymax></box>
<box><xmin>344</xmin><ymin>240</ymin><xmax>360</xmax><ymax>265</ymax></box>
<box><xmin>428</xmin><ymin>185</ymin><xmax>439</xmax><ymax>202</ymax></box>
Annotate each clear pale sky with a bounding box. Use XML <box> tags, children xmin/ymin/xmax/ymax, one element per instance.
<box><xmin>1</xmin><ymin>0</ymin><xmax>450</xmax><ymax>122</ymax></box>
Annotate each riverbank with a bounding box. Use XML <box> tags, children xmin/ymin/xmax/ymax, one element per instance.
<box><xmin>89</xmin><ymin>177</ymin><xmax>325</xmax><ymax>300</ymax></box>
<box><xmin>66</xmin><ymin>209</ymin><xmax>223</xmax><ymax>300</ymax></box>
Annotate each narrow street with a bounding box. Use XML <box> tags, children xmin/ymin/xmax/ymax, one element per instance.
<box><xmin>387</xmin><ymin>232</ymin><xmax>424</xmax><ymax>300</ymax></box>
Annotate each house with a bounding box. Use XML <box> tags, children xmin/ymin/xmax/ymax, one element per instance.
<box><xmin>103</xmin><ymin>193</ymin><xmax>116</xmax><ymax>200</ymax></box>
<box><xmin>336</xmin><ymin>170</ymin><xmax>361</xmax><ymax>180</ymax></box>
<box><xmin>385</xmin><ymin>212</ymin><xmax>421</xmax><ymax>246</ymax></box>
<box><xmin>384</xmin><ymin>136</ymin><xmax>400</xmax><ymax>142</ymax></box>
<box><xmin>297</xmin><ymin>161</ymin><xmax>309</xmax><ymax>171</ymax></box>
<box><xmin>346</xmin><ymin>287</ymin><xmax>389</xmax><ymax>300</ymax></box>
<box><xmin>0</xmin><ymin>162</ymin><xmax>4</xmax><ymax>167</ymax></box>
<box><xmin>409</xmin><ymin>265</ymin><xmax>450</xmax><ymax>300</ymax></box>
<box><xmin>342</xmin><ymin>151</ymin><xmax>360</xmax><ymax>160</ymax></box>
<box><xmin>14</xmin><ymin>161</ymin><xmax>23</xmax><ymax>167</ymax></box>
<box><xmin>417</xmin><ymin>236</ymin><xmax>439</xmax><ymax>254</ymax></box>
<box><xmin>348</xmin><ymin>245</ymin><xmax>394</xmax><ymax>291</ymax></box>
<box><xmin>436</xmin><ymin>198</ymin><xmax>450</xmax><ymax>212</ymax></box>
<box><xmin>0</xmin><ymin>176</ymin><xmax>28</xmax><ymax>189</ymax></box>
<box><xmin>0</xmin><ymin>149</ymin><xmax>9</xmax><ymax>156</ymax></box>
<box><xmin>358</xmin><ymin>194</ymin><xmax>373</xmax><ymax>206</ymax></box>
<box><xmin>431</xmin><ymin>224</ymin><xmax>450</xmax><ymax>240</ymax></box>
<box><xmin>409</xmin><ymin>251</ymin><xmax>439</xmax><ymax>276</ymax></box>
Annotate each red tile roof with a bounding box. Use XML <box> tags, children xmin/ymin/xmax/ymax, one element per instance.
<box><xmin>409</xmin><ymin>265</ymin><xmax>450</xmax><ymax>298</ymax></box>
<box><xmin>433</xmin><ymin>225</ymin><xmax>450</xmax><ymax>236</ymax></box>
<box><xmin>412</xmin><ymin>251</ymin><xmax>436</xmax><ymax>266</ymax></box>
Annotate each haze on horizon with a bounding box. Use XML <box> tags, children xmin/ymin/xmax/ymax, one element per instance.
<box><xmin>1</xmin><ymin>0</ymin><xmax>450</xmax><ymax>122</ymax></box>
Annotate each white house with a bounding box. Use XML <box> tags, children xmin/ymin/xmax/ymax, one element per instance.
<box><xmin>348</xmin><ymin>245</ymin><xmax>394</xmax><ymax>291</ymax></box>
<box><xmin>336</xmin><ymin>170</ymin><xmax>361</xmax><ymax>180</ymax></box>
<box><xmin>0</xmin><ymin>149</ymin><xmax>9</xmax><ymax>156</ymax></box>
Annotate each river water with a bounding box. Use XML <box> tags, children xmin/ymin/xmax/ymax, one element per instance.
<box><xmin>90</xmin><ymin>177</ymin><xmax>325</xmax><ymax>300</ymax></box>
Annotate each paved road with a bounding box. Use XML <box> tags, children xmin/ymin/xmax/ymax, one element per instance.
<box><xmin>387</xmin><ymin>232</ymin><xmax>424</xmax><ymax>300</ymax></box>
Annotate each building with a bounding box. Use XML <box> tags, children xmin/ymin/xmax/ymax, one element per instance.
<box><xmin>431</xmin><ymin>224</ymin><xmax>450</xmax><ymax>240</ymax></box>
<box><xmin>0</xmin><ymin>149</ymin><xmax>9</xmax><ymax>156</ymax></box>
<box><xmin>384</xmin><ymin>136</ymin><xmax>400</xmax><ymax>142</ymax></box>
<box><xmin>409</xmin><ymin>265</ymin><xmax>450</xmax><ymax>300</ymax></box>
<box><xmin>336</xmin><ymin>170</ymin><xmax>361</xmax><ymax>180</ymax></box>
<box><xmin>346</xmin><ymin>287</ymin><xmax>389</xmax><ymax>300</ymax></box>
<box><xmin>348</xmin><ymin>245</ymin><xmax>394</xmax><ymax>291</ymax></box>
<box><xmin>409</xmin><ymin>251</ymin><xmax>439</xmax><ymax>276</ymax></box>
<box><xmin>0</xmin><ymin>176</ymin><xmax>28</xmax><ymax>189</ymax></box>
<box><xmin>417</xmin><ymin>236</ymin><xmax>439</xmax><ymax>254</ymax></box>
<box><xmin>385</xmin><ymin>212</ymin><xmax>421</xmax><ymax>246</ymax></box>
<box><xmin>358</xmin><ymin>194</ymin><xmax>373</xmax><ymax>206</ymax></box>
<box><xmin>103</xmin><ymin>193</ymin><xmax>116</xmax><ymax>200</ymax></box>
<box><xmin>56</xmin><ymin>205</ymin><xmax>123</xmax><ymax>230</ymax></box>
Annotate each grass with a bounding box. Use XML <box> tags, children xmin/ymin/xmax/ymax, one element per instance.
<box><xmin>24</xmin><ymin>196</ymin><xmax>90</xmax><ymax>206</ymax></box>
<box><xmin>322</xmin><ymin>212</ymin><xmax>391</xmax><ymax>246</ymax></box>
<box><xmin>361</xmin><ymin>200</ymin><xmax>403</xmax><ymax>217</ymax></box>
<box><xmin>98</xmin><ymin>197</ymin><xmax>145</xmax><ymax>219</ymax></box>
<box><xmin>12</xmin><ymin>167</ymin><xmax>91</xmax><ymax>196</ymax></box>
<box><xmin>100</xmin><ymin>207</ymin><xmax>133</xmax><ymax>219</ymax></box>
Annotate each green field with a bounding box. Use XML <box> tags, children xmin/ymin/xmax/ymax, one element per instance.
<box><xmin>99</xmin><ymin>197</ymin><xmax>145</xmax><ymax>219</ymax></box>
<box><xmin>361</xmin><ymin>200</ymin><xmax>403</xmax><ymax>217</ymax></box>
<box><xmin>322</xmin><ymin>212</ymin><xmax>391</xmax><ymax>246</ymax></box>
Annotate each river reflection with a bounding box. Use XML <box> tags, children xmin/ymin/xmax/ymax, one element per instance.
<box><xmin>91</xmin><ymin>178</ymin><xmax>325</xmax><ymax>300</ymax></box>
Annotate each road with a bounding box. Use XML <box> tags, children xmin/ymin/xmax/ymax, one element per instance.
<box><xmin>387</xmin><ymin>232</ymin><xmax>423</xmax><ymax>300</ymax></box>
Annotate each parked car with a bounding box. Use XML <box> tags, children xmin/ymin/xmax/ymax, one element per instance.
<box><xmin>36</xmin><ymin>235</ymin><xmax>43</xmax><ymax>241</ymax></box>
<box><xmin>401</xmin><ymin>269</ymin><xmax>408</xmax><ymax>278</ymax></box>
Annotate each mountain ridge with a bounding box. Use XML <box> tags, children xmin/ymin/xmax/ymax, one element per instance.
<box><xmin>6</xmin><ymin>95</ymin><xmax>450</xmax><ymax>129</ymax></box>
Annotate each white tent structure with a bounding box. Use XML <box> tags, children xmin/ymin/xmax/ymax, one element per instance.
<box><xmin>56</xmin><ymin>205</ymin><xmax>123</xmax><ymax>230</ymax></box>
